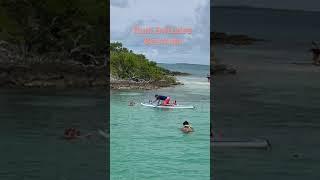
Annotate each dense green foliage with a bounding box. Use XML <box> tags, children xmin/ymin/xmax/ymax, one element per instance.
<box><xmin>110</xmin><ymin>42</ymin><xmax>176</xmax><ymax>83</ymax></box>
<box><xmin>0</xmin><ymin>0</ymin><xmax>107</xmax><ymax>65</ymax></box>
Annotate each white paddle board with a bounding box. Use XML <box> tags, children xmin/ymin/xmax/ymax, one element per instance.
<box><xmin>141</xmin><ymin>103</ymin><xmax>194</xmax><ymax>109</ymax></box>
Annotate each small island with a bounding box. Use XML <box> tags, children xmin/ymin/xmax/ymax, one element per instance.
<box><xmin>110</xmin><ymin>42</ymin><xmax>185</xmax><ymax>90</ymax></box>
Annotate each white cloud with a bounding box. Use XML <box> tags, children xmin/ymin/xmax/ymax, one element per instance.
<box><xmin>111</xmin><ymin>0</ymin><xmax>210</xmax><ymax>65</ymax></box>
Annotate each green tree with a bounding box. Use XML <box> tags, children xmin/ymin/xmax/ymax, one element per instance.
<box><xmin>110</xmin><ymin>42</ymin><xmax>176</xmax><ymax>83</ymax></box>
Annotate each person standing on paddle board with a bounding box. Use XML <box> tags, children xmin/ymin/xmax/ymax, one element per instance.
<box><xmin>153</xmin><ymin>94</ymin><xmax>171</xmax><ymax>106</ymax></box>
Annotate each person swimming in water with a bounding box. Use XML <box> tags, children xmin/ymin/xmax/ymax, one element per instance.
<box><xmin>64</xmin><ymin>128</ymin><xmax>78</xmax><ymax>139</ymax></box>
<box><xmin>128</xmin><ymin>100</ymin><xmax>135</xmax><ymax>106</ymax></box>
<box><xmin>64</xmin><ymin>128</ymin><xmax>92</xmax><ymax>140</ymax></box>
<box><xmin>181</xmin><ymin>121</ymin><xmax>193</xmax><ymax>133</ymax></box>
<box><xmin>153</xmin><ymin>94</ymin><xmax>171</xmax><ymax>106</ymax></box>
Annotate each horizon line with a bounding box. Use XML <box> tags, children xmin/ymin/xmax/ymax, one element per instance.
<box><xmin>158</xmin><ymin>62</ymin><xmax>210</xmax><ymax>66</ymax></box>
<box><xmin>212</xmin><ymin>5</ymin><xmax>320</xmax><ymax>13</ymax></box>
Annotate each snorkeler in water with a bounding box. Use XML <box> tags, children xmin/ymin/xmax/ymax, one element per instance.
<box><xmin>181</xmin><ymin>121</ymin><xmax>193</xmax><ymax>133</ymax></box>
<box><xmin>128</xmin><ymin>101</ymin><xmax>136</xmax><ymax>106</ymax></box>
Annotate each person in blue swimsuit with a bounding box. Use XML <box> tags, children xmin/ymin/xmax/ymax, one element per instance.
<box><xmin>153</xmin><ymin>94</ymin><xmax>171</xmax><ymax>105</ymax></box>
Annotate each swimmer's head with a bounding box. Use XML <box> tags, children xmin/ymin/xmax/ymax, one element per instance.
<box><xmin>183</xmin><ymin>121</ymin><xmax>189</xmax><ymax>125</ymax></box>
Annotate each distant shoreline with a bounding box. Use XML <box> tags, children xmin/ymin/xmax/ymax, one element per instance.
<box><xmin>212</xmin><ymin>5</ymin><xmax>320</xmax><ymax>13</ymax></box>
<box><xmin>159</xmin><ymin>63</ymin><xmax>210</xmax><ymax>66</ymax></box>
<box><xmin>212</xmin><ymin>32</ymin><xmax>263</xmax><ymax>45</ymax></box>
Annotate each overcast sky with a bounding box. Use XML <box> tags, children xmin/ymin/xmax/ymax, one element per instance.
<box><xmin>111</xmin><ymin>0</ymin><xmax>210</xmax><ymax>65</ymax></box>
<box><xmin>213</xmin><ymin>0</ymin><xmax>320</xmax><ymax>12</ymax></box>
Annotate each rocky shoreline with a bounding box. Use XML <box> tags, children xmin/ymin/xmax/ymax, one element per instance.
<box><xmin>110</xmin><ymin>78</ymin><xmax>182</xmax><ymax>90</ymax></box>
<box><xmin>0</xmin><ymin>62</ymin><xmax>108</xmax><ymax>88</ymax></box>
<box><xmin>0</xmin><ymin>62</ymin><xmax>182</xmax><ymax>90</ymax></box>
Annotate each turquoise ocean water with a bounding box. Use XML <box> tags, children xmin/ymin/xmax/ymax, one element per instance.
<box><xmin>110</xmin><ymin>64</ymin><xmax>210</xmax><ymax>180</ymax></box>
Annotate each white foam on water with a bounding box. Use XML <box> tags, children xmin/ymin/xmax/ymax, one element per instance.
<box><xmin>178</xmin><ymin>77</ymin><xmax>210</xmax><ymax>92</ymax></box>
<box><xmin>117</xmin><ymin>92</ymin><xmax>143</xmax><ymax>96</ymax></box>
